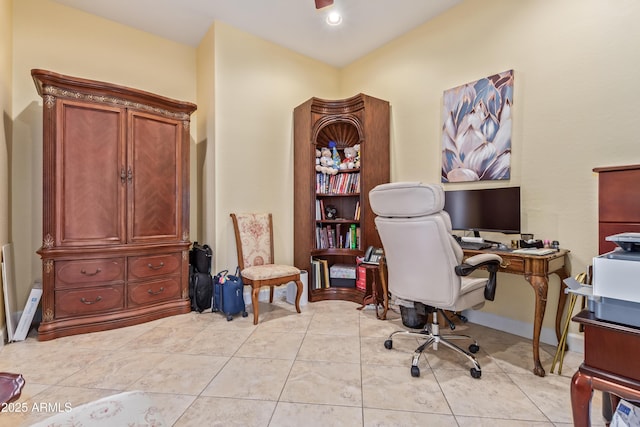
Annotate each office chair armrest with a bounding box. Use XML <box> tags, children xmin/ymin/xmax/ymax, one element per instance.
<box><xmin>455</xmin><ymin>254</ymin><xmax>503</xmax><ymax>301</ymax></box>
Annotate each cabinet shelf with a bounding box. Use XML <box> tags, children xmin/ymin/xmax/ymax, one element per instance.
<box><xmin>294</xmin><ymin>94</ymin><xmax>390</xmax><ymax>303</ymax></box>
<box><xmin>311</xmin><ymin>248</ymin><xmax>363</xmax><ymax>256</ymax></box>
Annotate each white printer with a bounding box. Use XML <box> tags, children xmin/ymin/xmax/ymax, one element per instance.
<box><xmin>592</xmin><ymin>233</ymin><xmax>640</xmax><ymax>327</ymax></box>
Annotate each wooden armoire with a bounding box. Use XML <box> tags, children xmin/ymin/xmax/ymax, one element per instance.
<box><xmin>32</xmin><ymin>69</ymin><xmax>197</xmax><ymax>340</ymax></box>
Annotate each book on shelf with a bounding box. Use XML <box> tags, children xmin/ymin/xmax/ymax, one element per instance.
<box><xmin>310</xmin><ymin>258</ymin><xmax>321</xmax><ymax>289</ymax></box>
<box><xmin>327</xmin><ymin>225</ymin><xmax>335</xmax><ymax>249</ymax></box>
<box><xmin>320</xmin><ymin>259</ymin><xmax>330</xmax><ymax>288</ymax></box>
<box><xmin>311</xmin><ymin>258</ymin><xmax>330</xmax><ymax>289</ymax></box>
<box><xmin>316</xmin><ymin>171</ymin><xmax>361</xmax><ymax>195</ymax></box>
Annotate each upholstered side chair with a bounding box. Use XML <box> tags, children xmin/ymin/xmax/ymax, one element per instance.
<box><xmin>230</xmin><ymin>213</ymin><xmax>303</xmax><ymax>325</ymax></box>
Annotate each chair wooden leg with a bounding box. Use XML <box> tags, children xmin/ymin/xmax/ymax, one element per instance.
<box><xmin>252</xmin><ymin>286</ymin><xmax>261</xmax><ymax>325</ymax></box>
<box><xmin>295</xmin><ymin>280</ymin><xmax>303</xmax><ymax>313</ymax></box>
<box><xmin>269</xmin><ymin>286</ymin><xmax>274</xmax><ymax>303</ymax></box>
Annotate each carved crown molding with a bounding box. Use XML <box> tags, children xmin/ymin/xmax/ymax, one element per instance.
<box><xmin>43</xmin><ymin>86</ymin><xmax>191</xmax><ymax>121</ymax></box>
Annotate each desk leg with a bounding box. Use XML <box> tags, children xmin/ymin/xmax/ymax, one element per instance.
<box><xmin>380</xmin><ymin>270</ymin><xmax>388</xmax><ymax>320</ymax></box>
<box><xmin>571</xmin><ymin>370</ymin><xmax>593</xmax><ymax>427</ymax></box>
<box><xmin>555</xmin><ymin>267</ymin><xmax>570</xmax><ymax>344</ymax></box>
<box><xmin>526</xmin><ymin>273</ymin><xmax>548</xmax><ymax>377</ymax></box>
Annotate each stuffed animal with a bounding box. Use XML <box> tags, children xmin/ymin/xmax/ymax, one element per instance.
<box><xmin>353</xmin><ymin>143</ymin><xmax>361</xmax><ymax>169</ymax></box>
<box><xmin>315</xmin><ymin>147</ymin><xmax>338</xmax><ymax>175</ymax></box>
<box><xmin>343</xmin><ymin>146</ymin><xmax>357</xmax><ymax>169</ymax></box>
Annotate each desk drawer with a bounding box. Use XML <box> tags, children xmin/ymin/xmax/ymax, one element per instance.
<box><xmin>583</xmin><ymin>321</ymin><xmax>640</xmax><ymax>379</ymax></box>
<box><xmin>498</xmin><ymin>255</ymin><xmax>525</xmax><ymax>274</ymax></box>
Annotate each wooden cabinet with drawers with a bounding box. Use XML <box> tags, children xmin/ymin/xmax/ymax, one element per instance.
<box><xmin>593</xmin><ymin>164</ymin><xmax>640</xmax><ymax>254</ymax></box>
<box><xmin>33</xmin><ymin>69</ymin><xmax>196</xmax><ymax>340</ymax></box>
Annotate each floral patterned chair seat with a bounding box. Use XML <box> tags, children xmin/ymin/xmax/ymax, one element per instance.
<box><xmin>230</xmin><ymin>213</ymin><xmax>303</xmax><ymax>324</ymax></box>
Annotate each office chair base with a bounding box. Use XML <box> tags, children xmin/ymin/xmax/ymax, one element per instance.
<box><xmin>384</xmin><ymin>328</ymin><xmax>482</xmax><ymax>379</ymax></box>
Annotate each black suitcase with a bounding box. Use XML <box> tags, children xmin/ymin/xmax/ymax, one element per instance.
<box><xmin>212</xmin><ymin>269</ymin><xmax>248</xmax><ymax>321</ymax></box>
<box><xmin>189</xmin><ymin>269</ymin><xmax>213</xmax><ymax>313</ymax></box>
<box><xmin>190</xmin><ymin>242</ymin><xmax>212</xmax><ymax>274</ymax></box>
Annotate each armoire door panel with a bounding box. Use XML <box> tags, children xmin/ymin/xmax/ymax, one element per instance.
<box><xmin>56</xmin><ymin>100</ymin><xmax>126</xmax><ymax>246</ymax></box>
<box><xmin>128</xmin><ymin>111</ymin><xmax>181</xmax><ymax>242</ymax></box>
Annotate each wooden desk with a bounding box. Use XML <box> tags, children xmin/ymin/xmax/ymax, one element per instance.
<box><xmin>571</xmin><ymin>310</ymin><xmax>640</xmax><ymax>426</ymax></box>
<box><xmin>463</xmin><ymin>248</ymin><xmax>570</xmax><ymax>377</ymax></box>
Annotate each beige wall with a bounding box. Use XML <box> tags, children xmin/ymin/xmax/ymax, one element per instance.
<box><xmin>10</xmin><ymin>0</ymin><xmax>198</xmax><ymax>305</ymax></box>
<box><xmin>342</xmin><ymin>0</ymin><xmax>640</xmax><ymax>338</ymax></box>
<box><xmin>0</xmin><ymin>0</ymin><xmax>13</xmax><ymax>331</ymax></box>
<box><xmin>208</xmin><ymin>22</ymin><xmax>339</xmax><ymax>273</ymax></box>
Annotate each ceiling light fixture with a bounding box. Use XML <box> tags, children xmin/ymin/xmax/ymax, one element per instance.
<box><xmin>326</xmin><ymin>11</ymin><xmax>342</xmax><ymax>26</ymax></box>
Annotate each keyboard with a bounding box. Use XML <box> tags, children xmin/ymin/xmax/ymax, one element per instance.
<box><xmin>458</xmin><ymin>241</ymin><xmax>492</xmax><ymax>250</ymax></box>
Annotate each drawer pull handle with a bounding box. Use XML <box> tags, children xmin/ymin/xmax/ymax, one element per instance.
<box><xmin>80</xmin><ymin>268</ymin><xmax>102</xmax><ymax>276</ymax></box>
<box><xmin>147</xmin><ymin>262</ymin><xmax>165</xmax><ymax>270</ymax></box>
<box><xmin>148</xmin><ymin>287</ymin><xmax>165</xmax><ymax>296</ymax></box>
<box><xmin>500</xmin><ymin>261</ymin><xmax>511</xmax><ymax>268</ymax></box>
<box><xmin>80</xmin><ymin>296</ymin><xmax>102</xmax><ymax>305</ymax></box>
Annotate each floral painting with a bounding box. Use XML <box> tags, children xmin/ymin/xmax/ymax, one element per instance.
<box><xmin>441</xmin><ymin>69</ymin><xmax>513</xmax><ymax>182</ymax></box>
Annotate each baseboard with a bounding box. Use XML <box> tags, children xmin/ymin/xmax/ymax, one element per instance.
<box><xmin>462</xmin><ymin>309</ymin><xmax>585</xmax><ymax>354</ymax></box>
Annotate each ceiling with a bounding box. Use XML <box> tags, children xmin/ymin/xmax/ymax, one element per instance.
<box><xmin>51</xmin><ymin>0</ymin><xmax>463</xmax><ymax>68</ymax></box>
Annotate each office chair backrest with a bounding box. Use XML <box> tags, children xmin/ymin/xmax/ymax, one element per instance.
<box><xmin>369</xmin><ymin>182</ymin><xmax>464</xmax><ymax>308</ymax></box>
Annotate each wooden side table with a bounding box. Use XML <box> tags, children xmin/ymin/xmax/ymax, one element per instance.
<box><xmin>357</xmin><ymin>261</ymin><xmax>388</xmax><ymax>319</ymax></box>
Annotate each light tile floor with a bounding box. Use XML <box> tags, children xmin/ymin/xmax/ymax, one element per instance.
<box><xmin>0</xmin><ymin>299</ymin><xmax>607</xmax><ymax>426</ymax></box>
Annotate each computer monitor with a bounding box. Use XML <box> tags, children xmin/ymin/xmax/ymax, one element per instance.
<box><xmin>443</xmin><ymin>187</ymin><xmax>521</xmax><ymax>237</ymax></box>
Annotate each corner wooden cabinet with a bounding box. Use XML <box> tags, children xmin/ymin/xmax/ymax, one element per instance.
<box><xmin>293</xmin><ymin>94</ymin><xmax>390</xmax><ymax>303</ymax></box>
<box><xmin>593</xmin><ymin>164</ymin><xmax>640</xmax><ymax>254</ymax></box>
<box><xmin>32</xmin><ymin>69</ymin><xmax>196</xmax><ymax>340</ymax></box>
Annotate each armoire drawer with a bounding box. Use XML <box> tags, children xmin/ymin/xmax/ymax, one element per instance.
<box><xmin>128</xmin><ymin>253</ymin><xmax>181</xmax><ymax>280</ymax></box>
<box><xmin>55</xmin><ymin>258</ymin><xmax>125</xmax><ymax>288</ymax></box>
<box><xmin>127</xmin><ymin>276</ymin><xmax>182</xmax><ymax>307</ymax></box>
<box><xmin>55</xmin><ymin>285</ymin><xmax>124</xmax><ymax>318</ymax></box>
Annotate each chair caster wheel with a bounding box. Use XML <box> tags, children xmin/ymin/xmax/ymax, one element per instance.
<box><xmin>469</xmin><ymin>344</ymin><xmax>479</xmax><ymax>353</ymax></box>
<box><xmin>384</xmin><ymin>339</ymin><xmax>393</xmax><ymax>350</ymax></box>
<box><xmin>226</xmin><ymin>315</ymin><xmax>233</xmax><ymax>321</ymax></box>
<box><xmin>470</xmin><ymin>368</ymin><xmax>481</xmax><ymax>378</ymax></box>
<box><xmin>411</xmin><ymin>366</ymin><xmax>420</xmax><ymax>377</ymax></box>
<box><xmin>242</xmin><ymin>311</ymin><xmax>248</xmax><ymax>317</ymax></box>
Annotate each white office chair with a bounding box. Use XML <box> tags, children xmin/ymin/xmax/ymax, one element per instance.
<box><xmin>369</xmin><ymin>182</ymin><xmax>502</xmax><ymax>378</ymax></box>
